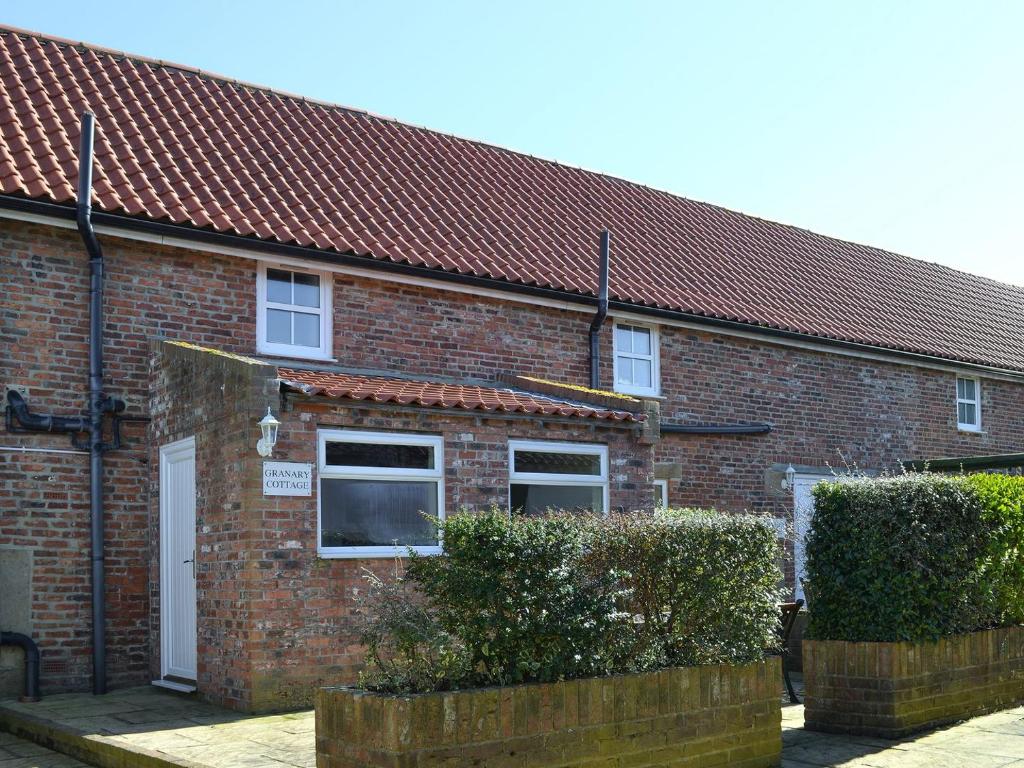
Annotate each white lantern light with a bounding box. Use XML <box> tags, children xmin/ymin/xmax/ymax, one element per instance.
<box><xmin>257</xmin><ymin>407</ymin><xmax>280</xmax><ymax>457</ymax></box>
<box><xmin>782</xmin><ymin>464</ymin><xmax>796</xmax><ymax>490</ymax></box>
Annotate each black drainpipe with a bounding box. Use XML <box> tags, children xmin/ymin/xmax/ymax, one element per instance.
<box><xmin>660</xmin><ymin>422</ymin><xmax>773</xmax><ymax>435</ymax></box>
<box><xmin>0</xmin><ymin>632</ymin><xmax>40</xmax><ymax>702</ymax></box>
<box><xmin>588</xmin><ymin>230</ymin><xmax>610</xmax><ymax>389</ymax></box>
<box><xmin>76</xmin><ymin>112</ymin><xmax>108</xmax><ymax>696</ymax></box>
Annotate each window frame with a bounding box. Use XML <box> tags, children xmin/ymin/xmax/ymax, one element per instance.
<box><xmin>317</xmin><ymin>429</ymin><xmax>444</xmax><ymax>558</ymax></box>
<box><xmin>256</xmin><ymin>263</ymin><xmax>334</xmax><ymax>361</ymax></box>
<box><xmin>956</xmin><ymin>375</ymin><xmax>982</xmax><ymax>432</ymax></box>
<box><xmin>507</xmin><ymin>439</ymin><xmax>609</xmax><ymax>515</ymax></box>
<box><xmin>612</xmin><ymin>322</ymin><xmax>661</xmax><ymax>397</ymax></box>
<box><xmin>653</xmin><ymin>479</ymin><xmax>669</xmax><ymax>509</ymax></box>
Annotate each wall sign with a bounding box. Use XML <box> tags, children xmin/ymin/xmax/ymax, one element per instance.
<box><xmin>262</xmin><ymin>461</ymin><xmax>312</xmax><ymax>496</ymax></box>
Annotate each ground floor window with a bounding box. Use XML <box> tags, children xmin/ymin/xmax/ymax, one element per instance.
<box><xmin>508</xmin><ymin>440</ymin><xmax>608</xmax><ymax>515</ymax></box>
<box><xmin>317</xmin><ymin>430</ymin><xmax>443</xmax><ymax>557</ymax></box>
<box><xmin>653</xmin><ymin>479</ymin><xmax>668</xmax><ymax>509</ymax></box>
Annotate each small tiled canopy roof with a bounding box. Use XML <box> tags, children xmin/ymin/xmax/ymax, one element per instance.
<box><xmin>2</xmin><ymin>27</ymin><xmax>1024</xmax><ymax>371</ymax></box>
<box><xmin>278</xmin><ymin>368</ymin><xmax>643</xmax><ymax>422</ymax></box>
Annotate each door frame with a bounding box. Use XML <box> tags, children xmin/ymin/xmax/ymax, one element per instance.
<box><xmin>791</xmin><ymin>472</ymin><xmax>832</xmax><ymax>602</ymax></box>
<box><xmin>158</xmin><ymin>435</ymin><xmax>197</xmax><ymax>687</ymax></box>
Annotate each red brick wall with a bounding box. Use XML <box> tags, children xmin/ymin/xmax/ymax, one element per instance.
<box><xmin>4</xmin><ymin>216</ymin><xmax>1024</xmax><ymax>702</ymax></box>
<box><xmin>149</xmin><ymin>341</ymin><xmax>649</xmax><ymax>711</ymax></box>
<box><xmin>242</xmin><ymin>395</ymin><xmax>648</xmax><ymax>711</ymax></box>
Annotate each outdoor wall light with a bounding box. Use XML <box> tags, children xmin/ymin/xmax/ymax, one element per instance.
<box><xmin>257</xmin><ymin>407</ymin><xmax>280</xmax><ymax>457</ymax></box>
<box><xmin>781</xmin><ymin>464</ymin><xmax>796</xmax><ymax>490</ymax></box>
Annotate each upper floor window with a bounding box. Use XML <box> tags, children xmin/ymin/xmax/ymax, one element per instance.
<box><xmin>256</xmin><ymin>264</ymin><xmax>332</xmax><ymax>360</ymax></box>
<box><xmin>509</xmin><ymin>440</ymin><xmax>608</xmax><ymax>516</ymax></box>
<box><xmin>318</xmin><ymin>430</ymin><xmax>444</xmax><ymax>558</ymax></box>
<box><xmin>956</xmin><ymin>376</ymin><xmax>981</xmax><ymax>431</ymax></box>
<box><xmin>613</xmin><ymin>323</ymin><xmax>659</xmax><ymax>396</ymax></box>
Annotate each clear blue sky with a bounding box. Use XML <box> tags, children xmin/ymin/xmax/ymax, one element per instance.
<box><xmin>6</xmin><ymin>1</ymin><xmax>1024</xmax><ymax>286</ymax></box>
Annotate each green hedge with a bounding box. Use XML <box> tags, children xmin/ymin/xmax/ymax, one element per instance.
<box><xmin>968</xmin><ymin>473</ymin><xmax>1024</xmax><ymax>626</ymax></box>
<box><xmin>358</xmin><ymin>508</ymin><xmax>783</xmax><ymax>693</ymax></box>
<box><xmin>806</xmin><ymin>473</ymin><xmax>1024</xmax><ymax>642</ymax></box>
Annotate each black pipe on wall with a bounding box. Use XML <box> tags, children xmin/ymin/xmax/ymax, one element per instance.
<box><xmin>75</xmin><ymin>112</ymin><xmax>108</xmax><ymax>696</ymax></box>
<box><xmin>660</xmin><ymin>422</ymin><xmax>773</xmax><ymax>435</ymax></box>
<box><xmin>588</xmin><ymin>230</ymin><xmax>610</xmax><ymax>389</ymax></box>
<box><xmin>0</xmin><ymin>632</ymin><xmax>41</xmax><ymax>702</ymax></box>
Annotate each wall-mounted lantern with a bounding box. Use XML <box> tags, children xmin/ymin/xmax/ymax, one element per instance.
<box><xmin>257</xmin><ymin>407</ymin><xmax>280</xmax><ymax>457</ymax></box>
<box><xmin>781</xmin><ymin>464</ymin><xmax>796</xmax><ymax>490</ymax></box>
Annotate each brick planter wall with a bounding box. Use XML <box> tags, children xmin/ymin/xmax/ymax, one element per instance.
<box><xmin>803</xmin><ymin>626</ymin><xmax>1024</xmax><ymax>738</ymax></box>
<box><xmin>315</xmin><ymin>659</ymin><xmax>781</xmax><ymax>768</ymax></box>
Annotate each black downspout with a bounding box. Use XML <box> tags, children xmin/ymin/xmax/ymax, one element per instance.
<box><xmin>76</xmin><ymin>112</ymin><xmax>107</xmax><ymax>696</ymax></box>
<box><xmin>589</xmin><ymin>230</ymin><xmax>610</xmax><ymax>389</ymax></box>
<box><xmin>1</xmin><ymin>632</ymin><xmax>40</xmax><ymax>702</ymax></box>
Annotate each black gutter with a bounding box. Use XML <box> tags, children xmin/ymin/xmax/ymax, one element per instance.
<box><xmin>901</xmin><ymin>452</ymin><xmax>1024</xmax><ymax>473</ymax></box>
<box><xmin>588</xmin><ymin>230</ymin><xmax>610</xmax><ymax>389</ymax></box>
<box><xmin>2</xmin><ymin>194</ymin><xmax>1022</xmax><ymax>382</ymax></box>
<box><xmin>76</xmin><ymin>112</ymin><xmax>108</xmax><ymax>696</ymax></box>
<box><xmin>661</xmin><ymin>422</ymin><xmax>773</xmax><ymax>435</ymax></box>
<box><xmin>0</xmin><ymin>632</ymin><xmax>40</xmax><ymax>702</ymax></box>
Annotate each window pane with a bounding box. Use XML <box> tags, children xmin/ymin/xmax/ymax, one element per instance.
<box><xmin>632</xmin><ymin>327</ymin><xmax>651</xmax><ymax>355</ymax></box>
<box><xmin>633</xmin><ymin>359</ymin><xmax>652</xmax><ymax>388</ymax></box>
<box><xmin>653</xmin><ymin>483</ymin><xmax>665</xmax><ymax>507</ymax></box>
<box><xmin>293</xmin><ymin>272</ymin><xmax>321</xmax><ymax>308</ymax></box>
<box><xmin>325</xmin><ymin>441</ymin><xmax>434</xmax><ymax>469</ymax></box>
<box><xmin>510</xmin><ymin>484</ymin><xmax>603</xmax><ymax>516</ymax></box>
<box><xmin>959</xmin><ymin>402</ymin><xmax>977</xmax><ymax>426</ymax></box>
<box><xmin>615</xmin><ymin>325</ymin><xmax>633</xmax><ymax>354</ymax></box>
<box><xmin>962</xmin><ymin>378</ymin><xmax>976</xmax><ymax>401</ymax></box>
<box><xmin>267</xmin><ymin>269</ymin><xmax>292</xmax><ymax>304</ymax></box>
<box><xmin>514</xmin><ymin>450</ymin><xmax>601</xmax><ymax>476</ymax></box>
<box><xmin>267</xmin><ymin>308</ymin><xmax>291</xmax><ymax>344</ymax></box>
<box><xmin>321</xmin><ymin>479</ymin><xmax>438</xmax><ymax>547</ymax></box>
<box><xmin>293</xmin><ymin>312</ymin><xmax>320</xmax><ymax>347</ymax></box>
<box><xmin>616</xmin><ymin>358</ymin><xmax>634</xmax><ymax>386</ymax></box>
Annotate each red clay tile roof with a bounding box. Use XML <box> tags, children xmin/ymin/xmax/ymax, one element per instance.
<box><xmin>278</xmin><ymin>368</ymin><xmax>642</xmax><ymax>422</ymax></box>
<box><xmin>2</xmin><ymin>27</ymin><xmax>1024</xmax><ymax>372</ymax></box>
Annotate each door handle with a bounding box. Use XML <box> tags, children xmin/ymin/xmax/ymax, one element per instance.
<box><xmin>183</xmin><ymin>551</ymin><xmax>195</xmax><ymax>579</ymax></box>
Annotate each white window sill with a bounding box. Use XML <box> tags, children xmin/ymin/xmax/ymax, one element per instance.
<box><xmin>957</xmin><ymin>425</ymin><xmax>985</xmax><ymax>434</ymax></box>
<box><xmin>614</xmin><ymin>388</ymin><xmax>663</xmax><ymax>400</ymax></box>
<box><xmin>317</xmin><ymin>545</ymin><xmax>442</xmax><ymax>559</ymax></box>
<box><xmin>257</xmin><ymin>346</ymin><xmax>337</xmax><ymax>364</ymax></box>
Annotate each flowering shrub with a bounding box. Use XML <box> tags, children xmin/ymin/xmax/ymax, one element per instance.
<box><xmin>805</xmin><ymin>473</ymin><xmax>1015</xmax><ymax>642</ymax></box>
<box><xmin>358</xmin><ymin>507</ymin><xmax>783</xmax><ymax>692</ymax></box>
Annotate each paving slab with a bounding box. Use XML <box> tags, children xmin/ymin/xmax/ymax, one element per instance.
<box><xmin>2</xmin><ymin>677</ymin><xmax>1024</xmax><ymax>768</ymax></box>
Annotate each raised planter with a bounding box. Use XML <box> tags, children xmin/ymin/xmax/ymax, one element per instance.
<box><xmin>316</xmin><ymin>658</ymin><xmax>781</xmax><ymax>768</ymax></box>
<box><xmin>803</xmin><ymin>626</ymin><xmax>1024</xmax><ymax>738</ymax></box>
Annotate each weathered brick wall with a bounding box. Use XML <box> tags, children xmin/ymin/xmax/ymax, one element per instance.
<box><xmin>243</xmin><ymin>396</ymin><xmax>650</xmax><ymax>712</ymax></box>
<box><xmin>803</xmin><ymin>627</ymin><xmax>1024</xmax><ymax>738</ymax></box>
<box><xmin>316</xmin><ymin>659</ymin><xmax>781</xmax><ymax>768</ymax></box>
<box><xmin>4</xmin><ymin>215</ymin><xmax>1024</xmax><ymax>699</ymax></box>
<box><xmin>148</xmin><ymin>341</ymin><xmax>280</xmax><ymax>710</ymax></box>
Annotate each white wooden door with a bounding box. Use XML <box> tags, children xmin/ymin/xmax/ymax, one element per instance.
<box><xmin>160</xmin><ymin>437</ymin><xmax>197</xmax><ymax>683</ymax></box>
<box><xmin>792</xmin><ymin>474</ymin><xmax>831</xmax><ymax>602</ymax></box>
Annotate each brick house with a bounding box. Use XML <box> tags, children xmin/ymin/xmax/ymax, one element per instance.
<box><xmin>1</xmin><ymin>26</ymin><xmax>1023</xmax><ymax>711</ymax></box>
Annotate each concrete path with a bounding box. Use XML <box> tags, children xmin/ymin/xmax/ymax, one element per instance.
<box><xmin>0</xmin><ymin>687</ymin><xmax>314</xmax><ymax>768</ymax></box>
<box><xmin>0</xmin><ymin>731</ymin><xmax>90</xmax><ymax>768</ymax></box>
<box><xmin>2</xmin><ymin>684</ymin><xmax>1024</xmax><ymax>767</ymax></box>
<box><xmin>782</xmin><ymin>702</ymin><xmax>1024</xmax><ymax>767</ymax></box>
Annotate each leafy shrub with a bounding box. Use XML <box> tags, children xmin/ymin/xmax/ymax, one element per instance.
<box><xmin>806</xmin><ymin>474</ymin><xmax>996</xmax><ymax>642</ymax></box>
<box><xmin>357</xmin><ymin>568</ymin><xmax>471</xmax><ymax>694</ymax></box>
<box><xmin>967</xmin><ymin>473</ymin><xmax>1024</xmax><ymax>625</ymax></box>
<box><xmin>405</xmin><ymin>510</ymin><xmax>627</xmax><ymax>686</ymax></box>
<box><xmin>358</xmin><ymin>507</ymin><xmax>784</xmax><ymax>692</ymax></box>
<box><xmin>583</xmin><ymin>509</ymin><xmax>783</xmax><ymax>668</ymax></box>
